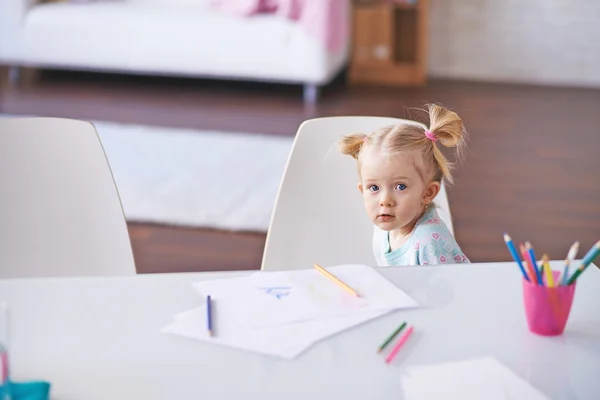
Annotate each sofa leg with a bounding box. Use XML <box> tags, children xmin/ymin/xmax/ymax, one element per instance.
<box><xmin>6</xmin><ymin>66</ymin><xmax>39</xmax><ymax>88</ymax></box>
<box><xmin>8</xmin><ymin>66</ymin><xmax>20</xmax><ymax>86</ymax></box>
<box><xmin>303</xmin><ymin>84</ymin><xmax>319</xmax><ymax>105</ymax></box>
<box><xmin>0</xmin><ymin>67</ymin><xmax>8</xmax><ymax>91</ymax></box>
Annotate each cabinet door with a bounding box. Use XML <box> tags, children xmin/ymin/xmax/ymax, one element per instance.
<box><xmin>351</xmin><ymin>6</ymin><xmax>394</xmax><ymax>66</ymax></box>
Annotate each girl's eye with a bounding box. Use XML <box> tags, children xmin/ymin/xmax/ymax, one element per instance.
<box><xmin>368</xmin><ymin>185</ymin><xmax>379</xmax><ymax>192</ymax></box>
<box><xmin>395</xmin><ymin>184</ymin><xmax>407</xmax><ymax>191</ymax></box>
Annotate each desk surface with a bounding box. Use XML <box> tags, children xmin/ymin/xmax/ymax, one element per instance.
<box><xmin>1</xmin><ymin>262</ymin><xmax>599</xmax><ymax>400</ymax></box>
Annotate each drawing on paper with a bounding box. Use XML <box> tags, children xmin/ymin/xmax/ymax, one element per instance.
<box><xmin>260</xmin><ymin>286</ymin><xmax>292</xmax><ymax>300</ymax></box>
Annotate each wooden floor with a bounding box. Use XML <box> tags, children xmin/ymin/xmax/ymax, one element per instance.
<box><xmin>1</xmin><ymin>69</ymin><xmax>599</xmax><ymax>274</ymax></box>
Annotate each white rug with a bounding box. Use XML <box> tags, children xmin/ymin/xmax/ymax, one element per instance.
<box><xmin>0</xmin><ymin>113</ymin><xmax>293</xmax><ymax>232</ymax></box>
<box><xmin>93</xmin><ymin>120</ymin><xmax>294</xmax><ymax>232</ymax></box>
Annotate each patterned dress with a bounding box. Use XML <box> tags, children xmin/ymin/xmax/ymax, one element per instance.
<box><xmin>372</xmin><ymin>204</ymin><xmax>470</xmax><ymax>266</ymax></box>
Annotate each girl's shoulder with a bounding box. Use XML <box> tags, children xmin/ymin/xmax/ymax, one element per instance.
<box><xmin>412</xmin><ymin>218</ymin><xmax>455</xmax><ymax>247</ymax></box>
<box><xmin>412</xmin><ymin>206</ymin><xmax>470</xmax><ymax>265</ymax></box>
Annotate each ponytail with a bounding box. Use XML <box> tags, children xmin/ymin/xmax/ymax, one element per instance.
<box><xmin>426</xmin><ymin>104</ymin><xmax>467</xmax><ymax>184</ymax></box>
<box><xmin>339</xmin><ymin>133</ymin><xmax>368</xmax><ymax>159</ymax></box>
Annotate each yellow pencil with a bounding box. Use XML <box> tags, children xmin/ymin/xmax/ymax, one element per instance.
<box><xmin>314</xmin><ymin>264</ymin><xmax>360</xmax><ymax>297</ymax></box>
<box><xmin>542</xmin><ymin>254</ymin><xmax>554</xmax><ymax>287</ymax></box>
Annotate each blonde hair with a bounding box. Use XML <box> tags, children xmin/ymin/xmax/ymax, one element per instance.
<box><xmin>339</xmin><ymin>104</ymin><xmax>467</xmax><ymax>184</ymax></box>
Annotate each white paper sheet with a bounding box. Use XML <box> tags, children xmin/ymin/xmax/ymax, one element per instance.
<box><xmin>163</xmin><ymin>265</ymin><xmax>418</xmax><ymax>359</ymax></box>
<box><xmin>161</xmin><ymin>306</ymin><xmax>391</xmax><ymax>359</ymax></box>
<box><xmin>400</xmin><ymin>357</ymin><xmax>550</xmax><ymax>400</ymax></box>
<box><xmin>191</xmin><ymin>264</ymin><xmax>418</xmax><ymax>330</ymax></box>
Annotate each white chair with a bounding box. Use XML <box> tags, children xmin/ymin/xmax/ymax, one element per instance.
<box><xmin>260</xmin><ymin>116</ymin><xmax>455</xmax><ymax>271</ymax></box>
<box><xmin>0</xmin><ymin>117</ymin><xmax>136</xmax><ymax>278</ymax></box>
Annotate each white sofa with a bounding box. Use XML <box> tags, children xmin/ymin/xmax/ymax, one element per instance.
<box><xmin>0</xmin><ymin>0</ymin><xmax>350</xmax><ymax>103</ymax></box>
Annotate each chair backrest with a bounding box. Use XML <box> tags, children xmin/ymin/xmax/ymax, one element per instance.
<box><xmin>260</xmin><ymin>116</ymin><xmax>454</xmax><ymax>271</ymax></box>
<box><xmin>0</xmin><ymin>117</ymin><xmax>136</xmax><ymax>278</ymax></box>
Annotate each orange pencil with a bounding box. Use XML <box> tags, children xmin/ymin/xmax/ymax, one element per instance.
<box><xmin>519</xmin><ymin>243</ymin><xmax>536</xmax><ymax>282</ymax></box>
<box><xmin>314</xmin><ymin>264</ymin><xmax>359</xmax><ymax>297</ymax></box>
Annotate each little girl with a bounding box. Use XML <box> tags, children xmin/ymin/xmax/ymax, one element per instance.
<box><xmin>339</xmin><ymin>104</ymin><xmax>470</xmax><ymax>266</ymax></box>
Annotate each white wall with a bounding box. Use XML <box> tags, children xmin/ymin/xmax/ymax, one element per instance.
<box><xmin>428</xmin><ymin>0</ymin><xmax>600</xmax><ymax>88</ymax></box>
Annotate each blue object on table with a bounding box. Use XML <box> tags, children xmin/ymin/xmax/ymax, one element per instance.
<box><xmin>0</xmin><ymin>381</ymin><xmax>50</xmax><ymax>400</ymax></box>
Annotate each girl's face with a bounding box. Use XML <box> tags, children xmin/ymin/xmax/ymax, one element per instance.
<box><xmin>358</xmin><ymin>149</ymin><xmax>439</xmax><ymax>233</ymax></box>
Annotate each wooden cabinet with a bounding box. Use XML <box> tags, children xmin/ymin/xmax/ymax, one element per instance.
<box><xmin>349</xmin><ymin>0</ymin><xmax>428</xmax><ymax>86</ymax></box>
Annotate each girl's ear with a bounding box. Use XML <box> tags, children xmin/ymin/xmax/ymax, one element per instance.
<box><xmin>357</xmin><ymin>182</ymin><xmax>364</xmax><ymax>193</ymax></box>
<box><xmin>423</xmin><ymin>181</ymin><xmax>440</xmax><ymax>205</ymax></box>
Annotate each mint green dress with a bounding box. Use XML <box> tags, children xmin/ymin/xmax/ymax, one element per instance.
<box><xmin>372</xmin><ymin>205</ymin><xmax>470</xmax><ymax>266</ymax></box>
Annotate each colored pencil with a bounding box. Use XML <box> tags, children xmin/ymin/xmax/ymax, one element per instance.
<box><xmin>377</xmin><ymin>321</ymin><xmax>407</xmax><ymax>353</ymax></box>
<box><xmin>385</xmin><ymin>325</ymin><xmax>414</xmax><ymax>364</ymax></box>
<box><xmin>559</xmin><ymin>241</ymin><xmax>579</xmax><ymax>285</ymax></box>
<box><xmin>314</xmin><ymin>264</ymin><xmax>359</xmax><ymax>297</ymax></box>
<box><xmin>503</xmin><ymin>233</ymin><xmax>529</xmax><ymax>281</ymax></box>
<box><xmin>542</xmin><ymin>254</ymin><xmax>554</xmax><ymax>287</ymax></box>
<box><xmin>519</xmin><ymin>243</ymin><xmax>535</xmax><ymax>282</ymax></box>
<box><xmin>206</xmin><ymin>295</ymin><xmax>213</xmax><ymax>336</ymax></box>
<box><xmin>567</xmin><ymin>240</ymin><xmax>600</xmax><ymax>285</ymax></box>
<box><xmin>525</xmin><ymin>242</ymin><xmax>543</xmax><ymax>285</ymax></box>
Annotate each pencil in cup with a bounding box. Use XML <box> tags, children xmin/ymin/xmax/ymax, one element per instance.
<box><xmin>385</xmin><ymin>325</ymin><xmax>414</xmax><ymax>364</ymax></box>
<box><xmin>313</xmin><ymin>264</ymin><xmax>359</xmax><ymax>297</ymax></box>
<box><xmin>559</xmin><ymin>241</ymin><xmax>579</xmax><ymax>286</ymax></box>
<box><xmin>519</xmin><ymin>243</ymin><xmax>537</xmax><ymax>283</ymax></box>
<box><xmin>525</xmin><ymin>242</ymin><xmax>543</xmax><ymax>285</ymax></box>
<box><xmin>503</xmin><ymin>233</ymin><xmax>529</xmax><ymax>281</ymax></box>
<box><xmin>566</xmin><ymin>240</ymin><xmax>600</xmax><ymax>285</ymax></box>
<box><xmin>542</xmin><ymin>255</ymin><xmax>554</xmax><ymax>287</ymax></box>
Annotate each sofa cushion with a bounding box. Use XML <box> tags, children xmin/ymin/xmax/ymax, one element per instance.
<box><xmin>20</xmin><ymin>1</ymin><xmax>345</xmax><ymax>83</ymax></box>
<box><xmin>128</xmin><ymin>0</ymin><xmax>212</xmax><ymax>7</ymax></box>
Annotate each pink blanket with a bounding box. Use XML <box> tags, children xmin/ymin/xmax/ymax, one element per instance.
<box><xmin>210</xmin><ymin>0</ymin><xmax>348</xmax><ymax>53</ymax></box>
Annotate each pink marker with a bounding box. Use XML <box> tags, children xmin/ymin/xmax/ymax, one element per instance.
<box><xmin>385</xmin><ymin>325</ymin><xmax>414</xmax><ymax>364</ymax></box>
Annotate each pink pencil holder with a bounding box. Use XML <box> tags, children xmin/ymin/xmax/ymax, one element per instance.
<box><xmin>522</xmin><ymin>271</ymin><xmax>576</xmax><ymax>336</ymax></box>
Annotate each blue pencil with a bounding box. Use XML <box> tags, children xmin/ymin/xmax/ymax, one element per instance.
<box><xmin>206</xmin><ymin>295</ymin><xmax>213</xmax><ymax>337</ymax></box>
<box><xmin>525</xmin><ymin>242</ymin><xmax>543</xmax><ymax>285</ymax></box>
<box><xmin>503</xmin><ymin>233</ymin><xmax>529</xmax><ymax>281</ymax></box>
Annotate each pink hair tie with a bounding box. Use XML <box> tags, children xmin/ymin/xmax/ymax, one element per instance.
<box><xmin>424</xmin><ymin>130</ymin><xmax>437</xmax><ymax>142</ymax></box>
<box><xmin>363</xmin><ymin>136</ymin><xmax>368</xmax><ymax>142</ymax></box>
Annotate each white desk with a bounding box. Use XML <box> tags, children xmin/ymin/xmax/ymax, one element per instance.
<box><xmin>1</xmin><ymin>262</ymin><xmax>599</xmax><ymax>400</ymax></box>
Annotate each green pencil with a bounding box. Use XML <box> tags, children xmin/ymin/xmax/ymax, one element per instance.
<box><xmin>567</xmin><ymin>240</ymin><xmax>600</xmax><ymax>285</ymax></box>
<box><xmin>377</xmin><ymin>321</ymin><xmax>407</xmax><ymax>353</ymax></box>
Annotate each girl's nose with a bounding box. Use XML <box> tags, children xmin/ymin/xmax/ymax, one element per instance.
<box><xmin>379</xmin><ymin>192</ymin><xmax>395</xmax><ymax>207</ymax></box>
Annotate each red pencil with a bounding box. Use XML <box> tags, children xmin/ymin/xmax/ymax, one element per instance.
<box><xmin>519</xmin><ymin>243</ymin><xmax>536</xmax><ymax>283</ymax></box>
